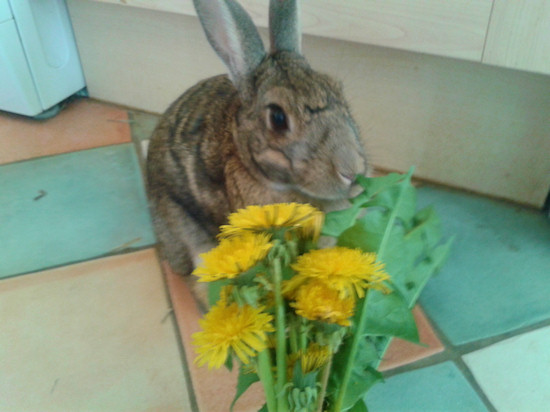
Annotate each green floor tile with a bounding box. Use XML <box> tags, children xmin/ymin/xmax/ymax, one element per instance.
<box><xmin>417</xmin><ymin>186</ymin><xmax>550</xmax><ymax>344</ymax></box>
<box><xmin>128</xmin><ymin>110</ymin><xmax>159</xmax><ymax>141</ymax></box>
<box><xmin>365</xmin><ymin>362</ymin><xmax>487</xmax><ymax>412</ymax></box>
<box><xmin>464</xmin><ymin>326</ymin><xmax>550</xmax><ymax>411</ymax></box>
<box><xmin>0</xmin><ymin>144</ymin><xmax>155</xmax><ymax>277</ymax></box>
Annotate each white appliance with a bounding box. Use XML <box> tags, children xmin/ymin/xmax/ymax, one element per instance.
<box><xmin>0</xmin><ymin>0</ymin><xmax>85</xmax><ymax>117</ymax></box>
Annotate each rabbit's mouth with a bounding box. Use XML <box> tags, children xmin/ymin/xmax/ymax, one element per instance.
<box><xmin>337</xmin><ymin>171</ymin><xmax>355</xmax><ymax>187</ymax></box>
<box><xmin>291</xmin><ymin>149</ymin><xmax>367</xmax><ymax>201</ymax></box>
<box><xmin>295</xmin><ymin>177</ymin><xmax>360</xmax><ymax>201</ymax></box>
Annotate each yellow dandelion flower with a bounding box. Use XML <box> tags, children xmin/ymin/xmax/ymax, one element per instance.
<box><xmin>192</xmin><ymin>232</ymin><xmax>273</xmax><ymax>282</ymax></box>
<box><xmin>287</xmin><ymin>247</ymin><xmax>390</xmax><ymax>299</ymax></box>
<box><xmin>219</xmin><ymin>203</ymin><xmax>324</xmax><ymax>240</ymax></box>
<box><xmin>300</xmin><ymin>343</ymin><xmax>331</xmax><ymax>374</ymax></box>
<box><xmin>288</xmin><ymin>343</ymin><xmax>331</xmax><ymax>377</ymax></box>
<box><xmin>193</xmin><ymin>301</ymin><xmax>275</xmax><ymax>369</ymax></box>
<box><xmin>218</xmin><ymin>285</ymin><xmax>234</xmax><ymax>304</ymax></box>
<box><xmin>291</xmin><ymin>281</ymin><xmax>355</xmax><ymax>326</ymax></box>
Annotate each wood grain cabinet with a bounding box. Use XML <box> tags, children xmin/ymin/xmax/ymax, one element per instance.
<box><xmin>95</xmin><ymin>0</ymin><xmax>494</xmax><ymax>61</ymax></box>
<box><xmin>483</xmin><ymin>0</ymin><xmax>550</xmax><ymax>75</ymax></box>
<box><xmin>302</xmin><ymin>0</ymin><xmax>494</xmax><ymax>61</ymax></box>
<box><xmin>244</xmin><ymin>0</ymin><xmax>494</xmax><ymax>62</ymax></box>
<box><xmin>95</xmin><ymin>0</ymin><xmax>550</xmax><ymax>75</ymax></box>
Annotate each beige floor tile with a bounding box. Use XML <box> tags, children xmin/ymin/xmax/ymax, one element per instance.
<box><xmin>164</xmin><ymin>263</ymin><xmax>265</xmax><ymax>412</ymax></box>
<box><xmin>0</xmin><ymin>99</ymin><xmax>131</xmax><ymax>165</ymax></box>
<box><xmin>0</xmin><ymin>249</ymin><xmax>191</xmax><ymax>411</ymax></box>
<box><xmin>379</xmin><ymin>305</ymin><xmax>445</xmax><ymax>371</ymax></box>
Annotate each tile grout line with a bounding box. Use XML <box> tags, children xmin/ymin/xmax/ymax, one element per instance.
<box><xmin>453</xmin><ymin>357</ymin><xmax>497</xmax><ymax>412</ymax></box>
<box><xmin>454</xmin><ymin>317</ymin><xmax>550</xmax><ymax>356</ymax></box>
<box><xmin>127</xmin><ymin>110</ymin><xmax>150</xmax><ymax>175</ymax></box>
<box><xmin>384</xmin><ymin>309</ymin><xmax>550</xmax><ymax>411</ymax></box>
<box><xmin>90</xmin><ymin>97</ymin><xmax>162</xmax><ymax>118</ymax></box>
<box><xmin>0</xmin><ymin>245</ymin><xmax>156</xmax><ymax>282</ymax></box>
<box><xmin>0</xmin><ymin>141</ymin><xmax>138</xmax><ymax>168</ymax></box>
<box><xmin>375</xmin><ymin>309</ymin><xmax>498</xmax><ymax>410</ymax></box>
<box><xmin>154</xmin><ymin>246</ymin><xmax>201</xmax><ymax>412</ymax></box>
<box><xmin>479</xmin><ymin>0</ymin><xmax>497</xmax><ymax>64</ymax></box>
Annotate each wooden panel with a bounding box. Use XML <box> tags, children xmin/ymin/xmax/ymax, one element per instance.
<box><xmin>67</xmin><ymin>0</ymin><xmax>550</xmax><ymax>207</ymax></box>
<box><xmin>94</xmin><ymin>0</ymin><xmax>493</xmax><ymax>61</ymax></box>
<box><xmin>67</xmin><ymin>1</ymin><xmax>227</xmax><ymax>112</ymax></box>
<box><xmin>483</xmin><ymin>0</ymin><xmax>550</xmax><ymax>75</ymax></box>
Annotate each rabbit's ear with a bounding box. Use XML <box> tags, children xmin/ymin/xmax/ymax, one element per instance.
<box><xmin>269</xmin><ymin>0</ymin><xmax>301</xmax><ymax>54</ymax></box>
<box><xmin>193</xmin><ymin>0</ymin><xmax>265</xmax><ymax>84</ymax></box>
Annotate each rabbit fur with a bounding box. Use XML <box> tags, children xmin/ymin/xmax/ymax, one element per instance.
<box><xmin>146</xmin><ymin>0</ymin><xmax>368</xmax><ymax>290</ymax></box>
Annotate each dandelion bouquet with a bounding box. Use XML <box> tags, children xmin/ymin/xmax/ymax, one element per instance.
<box><xmin>192</xmin><ymin>168</ymin><xmax>452</xmax><ymax>411</ymax></box>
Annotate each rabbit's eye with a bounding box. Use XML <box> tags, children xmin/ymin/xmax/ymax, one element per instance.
<box><xmin>268</xmin><ymin>104</ymin><xmax>289</xmax><ymax>133</ymax></box>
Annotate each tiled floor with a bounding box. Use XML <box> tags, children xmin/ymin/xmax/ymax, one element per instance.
<box><xmin>1</xmin><ymin>98</ymin><xmax>548</xmax><ymax>412</ymax></box>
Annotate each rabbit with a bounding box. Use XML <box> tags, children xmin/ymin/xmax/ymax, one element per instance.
<box><xmin>146</xmin><ymin>0</ymin><xmax>368</xmax><ymax>299</ymax></box>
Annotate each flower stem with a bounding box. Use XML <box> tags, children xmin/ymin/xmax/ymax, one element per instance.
<box><xmin>300</xmin><ymin>317</ymin><xmax>308</xmax><ymax>352</ymax></box>
<box><xmin>272</xmin><ymin>256</ymin><xmax>288</xmax><ymax>411</ymax></box>
<box><xmin>316</xmin><ymin>357</ymin><xmax>332</xmax><ymax>412</ymax></box>
<box><xmin>257</xmin><ymin>349</ymin><xmax>277</xmax><ymax>412</ymax></box>
<box><xmin>290</xmin><ymin>320</ymin><xmax>299</xmax><ymax>354</ymax></box>
<box><xmin>330</xmin><ymin>294</ymin><xmax>369</xmax><ymax>412</ymax></box>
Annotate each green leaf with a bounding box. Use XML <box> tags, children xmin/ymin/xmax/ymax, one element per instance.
<box><xmin>407</xmin><ymin>206</ymin><xmax>442</xmax><ymax>251</ymax></box>
<box><xmin>230</xmin><ymin>367</ymin><xmax>260</xmax><ymax>412</ymax></box>
<box><xmin>400</xmin><ymin>237</ymin><xmax>454</xmax><ymax>306</ymax></box>
<box><xmin>327</xmin><ymin>335</ymin><xmax>382</xmax><ymax>410</ymax></box>
<box><xmin>337</xmin><ymin>209</ymin><xmax>396</xmax><ymax>252</ymax></box>
<box><xmin>430</xmin><ymin>236</ymin><xmax>454</xmax><ymax>273</ymax></box>
<box><xmin>329</xmin><ymin>169</ymin><xmax>419</xmax><ymax>411</ymax></box>
<box><xmin>207</xmin><ymin>279</ymin><xmax>230</xmax><ymax>307</ymax></box>
<box><xmin>363</xmin><ymin>290</ymin><xmax>419</xmax><ymax>343</ymax></box>
<box><xmin>338</xmin><ymin>366</ymin><xmax>383</xmax><ymax>411</ymax></box>
<box><xmin>225</xmin><ymin>355</ymin><xmax>233</xmax><ymax>372</ymax></box>
<box><xmin>291</xmin><ymin>358</ymin><xmax>319</xmax><ymax>389</ymax></box>
<box><xmin>366</xmin><ymin>184</ymin><xmax>416</xmax><ymax>228</ymax></box>
<box><xmin>340</xmin><ymin>204</ymin><xmax>450</xmax><ymax>309</ymax></box>
<box><xmin>238</xmin><ymin>285</ymin><xmax>262</xmax><ymax>307</ymax></box>
<box><xmin>324</xmin><ymin>168</ymin><xmax>415</xmax><ymax>239</ymax></box>
<box><xmin>325</xmin><ymin>168</ymin><xmax>452</xmax><ymax>411</ymax></box>
<box><xmin>356</xmin><ymin>168</ymin><xmax>416</xmax><ymax>227</ymax></box>
<box><xmin>330</xmin><ymin>335</ymin><xmax>380</xmax><ymax>382</ymax></box>
<box><xmin>356</xmin><ymin>172</ymin><xmax>405</xmax><ymax>198</ymax></box>
<box><xmin>322</xmin><ymin>201</ymin><xmax>365</xmax><ymax>237</ymax></box>
<box><xmin>382</xmin><ymin>233</ymin><xmax>420</xmax><ymax>283</ymax></box>
<box><xmin>349</xmin><ymin>399</ymin><xmax>369</xmax><ymax>412</ymax></box>
<box><xmin>355</xmin><ymin>336</ymin><xmax>382</xmax><ymax>365</ymax></box>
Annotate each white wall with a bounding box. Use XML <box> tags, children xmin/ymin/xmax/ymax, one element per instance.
<box><xmin>67</xmin><ymin>0</ymin><xmax>550</xmax><ymax>208</ymax></box>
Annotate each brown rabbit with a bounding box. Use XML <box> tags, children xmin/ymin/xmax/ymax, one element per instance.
<box><xmin>146</xmin><ymin>0</ymin><xmax>368</xmax><ymax>285</ymax></box>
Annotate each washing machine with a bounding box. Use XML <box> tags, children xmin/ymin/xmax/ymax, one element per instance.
<box><xmin>0</xmin><ymin>0</ymin><xmax>85</xmax><ymax>117</ymax></box>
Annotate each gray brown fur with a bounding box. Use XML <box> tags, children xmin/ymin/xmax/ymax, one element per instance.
<box><xmin>146</xmin><ymin>0</ymin><xmax>367</xmax><ymax>278</ymax></box>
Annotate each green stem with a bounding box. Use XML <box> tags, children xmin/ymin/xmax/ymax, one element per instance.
<box><xmin>290</xmin><ymin>320</ymin><xmax>299</xmax><ymax>354</ymax></box>
<box><xmin>300</xmin><ymin>317</ymin><xmax>308</xmax><ymax>352</ymax></box>
<box><xmin>316</xmin><ymin>357</ymin><xmax>332</xmax><ymax>412</ymax></box>
<box><xmin>257</xmin><ymin>350</ymin><xmax>277</xmax><ymax>412</ymax></box>
<box><xmin>272</xmin><ymin>256</ymin><xmax>288</xmax><ymax>411</ymax></box>
<box><xmin>330</xmin><ymin>294</ymin><xmax>370</xmax><ymax>412</ymax></box>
